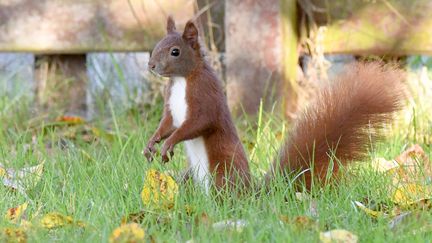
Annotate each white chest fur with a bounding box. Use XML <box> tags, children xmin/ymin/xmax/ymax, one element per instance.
<box><xmin>168</xmin><ymin>77</ymin><xmax>210</xmax><ymax>192</ymax></box>
<box><xmin>169</xmin><ymin>77</ymin><xmax>187</xmax><ymax>127</ymax></box>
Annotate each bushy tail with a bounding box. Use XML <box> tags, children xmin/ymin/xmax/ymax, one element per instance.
<box><xmin>267</xmin><ymin>62</ymin><xmax>406</xmax><ymax>188</ymax></box>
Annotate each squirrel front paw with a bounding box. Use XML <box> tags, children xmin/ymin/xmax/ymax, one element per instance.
<box><xmin>143</xmin><ymin>141</ymin><xmax>157</xmax><ymax>162</ymax></box>
<box><xmin>161</xmin><ymin>141</ymin><xmax>175</xmax><ymax>163</ymax></box>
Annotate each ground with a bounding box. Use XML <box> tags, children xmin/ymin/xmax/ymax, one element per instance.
<box><xmin>0</xmin><ymin>63</ymin><xmax>431</xmax><ymax>242</ymax></box>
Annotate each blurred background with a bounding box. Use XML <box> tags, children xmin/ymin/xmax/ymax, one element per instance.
<box><xmin>0</xmin><ymin>0</ymin><xmax>431</xmax><ymax>127</ymax></box>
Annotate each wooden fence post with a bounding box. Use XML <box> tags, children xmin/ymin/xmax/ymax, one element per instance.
<box><xmin>34</xmin><ymin>55</ymin><xmax>87</xmax><ymax>116</ymax></box>
<box><xmin>225</xmin><ymin>0</ymin><xmax>285</xmax><ymax>115</ymax></box>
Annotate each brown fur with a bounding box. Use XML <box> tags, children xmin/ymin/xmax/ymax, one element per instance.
<box><xmin>145</xmin><ymin>17</ymin><xmax>406</xmax><ymax>191</ymax></box>
<box><xmin>265</xmin><ymin>62</ymin><xmax>406</xmax><ymax>188</ymax></box>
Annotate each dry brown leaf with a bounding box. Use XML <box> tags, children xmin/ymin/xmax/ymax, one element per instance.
<box><xmin>371</xmin><ymin>145</ymin><xmax>431</xmax><ymax>185</ymax></box>
<box><xmin>393</xmin><ymin>145</ymin><xmax>432</xmax><ymax>185</ymax></box>
<box><xmin>395</xmin><ymin>144</ymin><xmax>430</xmax><ymax>166</ymax></box>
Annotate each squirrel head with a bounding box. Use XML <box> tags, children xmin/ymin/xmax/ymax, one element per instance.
<box><xmin>148</xmin><ymin>16</ymin><xmax>201</xmax><ymax>77</ymax></box>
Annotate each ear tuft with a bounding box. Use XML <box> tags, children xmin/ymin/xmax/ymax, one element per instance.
<box><xmin>182</xmin><ymin>20</ymin><xmax>199</xmax><ymax>50</ymax></box>
<box><xmin>167</xmin><ymin>15</ymin><xmax>176</xmax><ymax>34</ymax></box>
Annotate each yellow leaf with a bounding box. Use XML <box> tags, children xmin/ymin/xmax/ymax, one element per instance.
<box><xmin>353</xmin><ymin>201</ymin><xmax>386</xmax><ymax>218</ymax></box>
<box><xmin>293</xmin><ymin>216</ymin><xmax>317</xmax><ymax>230</ymax></box>
<box><xmin>40</xmin><ymin>212</ymin><xmax>85</xmax><ymax>229</ymax></box>
<box><xmin>91</xmin><ymin>127</ymin><xmax>115</xmax><ymax>141</ymax></box>
<box><xmin>392</xmin><ymin>184</ymin><xmax>432</xmax><ymax>206</ymax></box>
<box><xmin>56</xmin><ymin>116</ymin><xmax>85</xmax><ymax>125</ymax></box>
<box><xmin>0</xmin><ymin>167</ymin><xmax>6</xmax><ymax>177</ymax></box>
<box><xmin>141</xmin><ymin>169</ymin><xmax>178</xmax><ymax>210</ymax></box>
<box><xmin>5</xmin><ymin>203</ymin><xmax>28</xmax><ymax>223</ymax></box>
<box><xmin>109</xmin><ymin>223</ymin><xmax>145</xmax><ymax>243</ymax></box>
<box><xmin>319</xmin><ymin>229</ymin><xmax>358</xmax><ymax>243</ymax></box>
<box><xmin>184</xmin><ymin>204</ymin><xmax>195</xmax><ymax>215</ymax></box>
<box><xmin>1</xmin><ymin>227</ymin><xmax>27</xmax><ymax>243</ymax></box>
<box><xmin>278</xmin><ymin>215</ymin><xmax>317</xmax><ymax>230</ymax></box>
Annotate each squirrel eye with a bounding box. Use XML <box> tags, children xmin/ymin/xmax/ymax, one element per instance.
<box><xmin>171</xmin><ymin>48</ymin><xmax>180</xmax><ymax>57</ymax></box>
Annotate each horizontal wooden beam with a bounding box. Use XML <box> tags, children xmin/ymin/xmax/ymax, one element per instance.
<box><xmin>309</xmin><ymin>0</ymin><xmax>432</xmax><ymax>55</ymax></box>
<box><xmin>0</xmin><ymin>0</ymin><xmax>194</xmax><ymax>53</ymax></box>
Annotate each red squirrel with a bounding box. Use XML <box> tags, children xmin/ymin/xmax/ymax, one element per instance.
<box><xmin>143</xmin><ymin>16</ymin><xmax>406</xmax><ymax>192</ymax></box>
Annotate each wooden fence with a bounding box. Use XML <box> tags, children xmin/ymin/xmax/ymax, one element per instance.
<box><xmin>0</xmin><ymin>0</ymin><xmax>431</xmax><ymax>117</ymax></box>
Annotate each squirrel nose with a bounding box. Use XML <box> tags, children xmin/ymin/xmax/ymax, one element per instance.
<box><xmin>148</xmin><ymin>62</ymin><xmax>156</xmax><ymax>70</ymax></box>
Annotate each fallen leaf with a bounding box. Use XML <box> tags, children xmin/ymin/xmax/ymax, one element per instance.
<box><xmin>293</xmin><ymin>216</ymin><xmax>317</xmax><ymax>230</ymax></box>
<box><xmin>121</xmin><ymin>211</ymin><xmax>146</xmax><ymax>225</ymax></box>
<box><xmin>371</xmin><ymin>158</ymin><xmax>399</xmax><ymax>173</ymax></box>
<box><xmin>1</xmin><ymin>162</ymin><xmax>44</xmax><ymax>195</ymax></box>
<box><xmin>1</xmin><ymin>227</ymin><xmax>27</xmax><ymax>243</ymax></box>
<box><xmin>109</xmin><ymin>223</ymin><xmax>145</xmax><ymax>243</ymax></box>
<box><xmin>91</xmin><ymin>127</ymin><xmax>115</xmax><ymax>142</ymax></box>
<box><xmin>0</xmin><ymin>167</ymin><xmax>6</xmax><ymax>177</ymax></box>
<box><xmin>194</xmin><ymin>212</ymin><xmax>211</xmax><ymax>227</ymax></box>
<box><xmin>353</xmin><ymin>201</ymin><xmax>387</xmax><ymax>218</ymax></box>
<box><xmin>141</xmin><ymin>169</ymin><xmax>178</xmax><ymax>210</ymax></box>
<box><xmin>5</xmin><ymin>203</ymin><xmax>28</xmax><ymax>223</ymax></box>
<box><xmin>56</xmin><ymin>116</ymin><xmax>85</xmax><ymax>125</ymax></box>
<box><xmin>40</xmin><ymin>212</ymin><xmax>85</xmax><ymax>229</ymax></box>
<box><xmin>395</xmin><ymin>144</ymin><xmax>429</xmax><ymax>166</ymax></box>
<box><xmin>212</xmin><ymin>219</ymin><xmax>248</xmax><ymax>232</ymax></box>
<box><xmin>279</xmin><ymin>215</ymin><xmax>289</xmax><ymax>224</ymax></box>
<box><xmin>278</xmin><ymin>215</ymin><xmax>317</xmax><ymax>230</ymax></box>
<box><xmin>319</xmin><ymin>229</ymin><xmax>358</xmax><ymax>243</ymax></box>
<box><xmin>371</xmin><ymin>145</ymin><xmax>432</xmax><ymax>187</ymax></box>
<box><xmin>392</xmin><ymin>184</ymin><xmax>432</xmax><ymax>207</ymax></box>
<box><xmin>393</xmin><ymin>145</ymin><xmax>432</xmax><ymax>185</ymax></box>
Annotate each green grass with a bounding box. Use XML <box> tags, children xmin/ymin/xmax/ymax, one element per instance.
<box><xmin>0</xmin><ymin>73</ymin><xmax>432</xmax><ymax>242</ymax></box>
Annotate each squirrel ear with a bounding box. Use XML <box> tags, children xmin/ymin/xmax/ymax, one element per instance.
<box><xmin>167</xmin><ymin>16</ymin><xmax>176</xmax><ymax>34</ymax></box>
<box><xmin>182</xmin><ymin>21</ymin><xmax>199</xmax><ymax>49</ymax></box>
